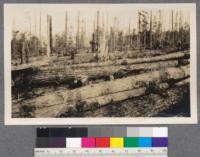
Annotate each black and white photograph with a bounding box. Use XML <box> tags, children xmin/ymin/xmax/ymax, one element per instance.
<box><xmin>4</xmin><ymin>4</ymin><xmax>197</xmax><ymax>124</ymax></box>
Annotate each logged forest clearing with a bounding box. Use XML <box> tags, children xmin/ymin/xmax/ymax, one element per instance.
<box><xmin>9</xmin><ymin>7</ymin><xmax>191</xmax><ymax>118</ymax></box>
<box><xmin>11</xmin><ymin>49</ymin><xmax>190</xmax><ymax>118</ymax></box>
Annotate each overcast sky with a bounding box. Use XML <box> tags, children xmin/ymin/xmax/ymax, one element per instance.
<box><xmin>5</xmin><ymin>4</ymin><xmax>191</xmax><ymax>40</ymax></box>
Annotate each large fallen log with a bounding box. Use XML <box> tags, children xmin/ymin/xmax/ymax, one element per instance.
<box><xmin>11</xmin><ymin>50</ymin><xmax>189</xmax><ymax>72</ymax></box>
<box><xmin>81</xmin><ymin>83</ymin><xmax>189</xmax><ymax>117</ymax></box>
<box><xmin>34</xmin><ymin>88</ymin><xmax>146</xmax><ymax>117</ymax></box>
<box><xmin>70</xmin><ymin>50</ymin><xmax>189</xmax><ymax>68</ymax></box>
<box><xmin>33</xmin><ymin>78</ymin><xmax>189</xmax><ymax>117</ymax></box>
<box><xmin>14</xmin><ymin>65</ymin><xmax>189</xmax><ymax>117</ymax></box>
<box><xmin>30</xmin><ymin>60</ymin><xmax>181</xmax><ymax>84</ymax></box>
<box><xmin>61</xmin><ymin>65</ymin><xmax>189</xmax><ymax>101</ymax></box>
<box><xmin>42</xmin><ymin>49</ymin><xmax>173</xmax><ymax>66</ymax></box>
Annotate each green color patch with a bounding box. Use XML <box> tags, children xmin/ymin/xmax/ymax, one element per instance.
<box><xmin>124</xmin><ymin>137</ymin><xmax>139</xmax><ymax>147</ymax></box>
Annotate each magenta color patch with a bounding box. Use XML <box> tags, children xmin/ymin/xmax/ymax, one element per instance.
<box><xmin>81</xmin><ymin>138</ymin><xmax>95</xmax><ymax>148</ymax></box>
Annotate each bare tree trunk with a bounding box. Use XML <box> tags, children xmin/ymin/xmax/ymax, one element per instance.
<box><xmin>47</xmin><ymin>15</ymin><xmax>52</xmax><ymax>57</ymax></box>
<box><xmin>76</xmin><ymin>12</ymin><xmax>80</xmax><ymax>51</ymax></box>
<box><xmin>150</xmin><ymin>11</ymin><xmax>152</xmax><ymax>49</ymax></box>
<box><xmin>65</xmin><ymin>11</ymin><xmax>68</xmax><ymax>45</ymax></box>
<box><xmin>39</xmin><ymin>12</ymin><xmax>41</xmax><ymax>42</ymax></box>
<box><xmin>171</xmin><ymin>10</ymin><xmax>174</xmax><ymax>47</ymax></box>
<box><xmin>96</xmin><ymin>11</ymin><xmax>100</xmax><ymax>52</ymax></box>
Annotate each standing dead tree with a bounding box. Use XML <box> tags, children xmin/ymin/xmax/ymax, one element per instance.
<box><xmin>47</xmin><ymin>14</ymin><xmax>52</xmax><ymax>57</ymax></box>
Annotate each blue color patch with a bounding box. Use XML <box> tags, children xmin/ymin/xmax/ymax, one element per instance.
<box><xmin>138</xmin><ymin>137</ymin><xmax>152</xmax><ymax>147</ymax></box>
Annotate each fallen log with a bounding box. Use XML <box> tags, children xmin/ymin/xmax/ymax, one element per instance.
<box><xmin>82</xmin><ymin>84</ymin><xmax>189</xmax><ymax>117</ymax></box>
<box><xmin>176</xmin><ymin>78</ymin><xmax>189</xmax><ymax>85</ymax></box>
<box><xmin>61</xmin><ymin>65</ymin><xmax>189</xmax><ymax>101</ymax></box>
<box><xmin>15</xmin><ymin>58</ymin><xmax>188</xmax><ymax>89</ymax></box>
<box><xmin>34</xmin><ymin>88</ymin><xmax>146</xmax><ymax>117</ymax></box>
<box><xmin>33</xmin><ymin>78</ymin><xmax>189</xmax><ymax>117</ymax></box>
<box><xmin>70</xmin><ymin>50</ymin><xmax>189</xmax><ymax>68</ymax></box>
<box><xmin>13</xmin><ymin>65</ymin><xmax>189</xmax><ymax>117</ymax></box>
<box><xmin>11</xmin><ymin>50</ymin><xmax>189</xmax><ymax>72</ymax></box>
<box><xmin>43</xmin><ymin>60</ymin><xmax>181</xmax><ymax>75</ymax></box>
<box><xmin>30</xmin><ymin>60</ymin><xmax>180</xmax><ymax>84</ymax></box>
<box><xmin>12</xmin><ymin>51</ymin><xmax>189</xmax><ymax>89</ymax></box>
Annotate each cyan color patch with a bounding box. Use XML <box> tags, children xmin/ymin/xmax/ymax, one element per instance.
<box><xmin>138</xmin><ymin>137</ymin><xmax>152</xmax><ymax>147</ymax></box>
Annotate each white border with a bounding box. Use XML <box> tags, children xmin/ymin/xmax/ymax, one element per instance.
<box><xmin>4</xmin><ymin>3</ymin><xmax>197</xmax><ymax>125</ymax></box>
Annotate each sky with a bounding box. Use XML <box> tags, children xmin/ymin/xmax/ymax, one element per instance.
<box><xmin>5</xmin><ymin>4</ymin><xmax>191</xmax><ymax>41</ymax></box>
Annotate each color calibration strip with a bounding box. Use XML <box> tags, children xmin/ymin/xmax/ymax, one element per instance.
<box><xmin>35</xmin><ymin>127</ymin><xmax>167</xmax><ymax>157</ymax></box>
<box><xmin>36</xmin><ymin>137</ymin><xmax>168</xmax><ymax>148</ymax></box>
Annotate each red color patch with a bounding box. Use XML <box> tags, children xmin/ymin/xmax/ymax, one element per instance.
<box><xmin>95</xmin><ymin>137</ymin><xmax>110</xmax><ymax>147</ymax></box>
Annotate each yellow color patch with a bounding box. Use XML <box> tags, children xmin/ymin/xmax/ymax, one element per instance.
<box><xmin>110</xmin><ymin>137</ymin><xmax>124</xmax><ymax>148</ymax></box>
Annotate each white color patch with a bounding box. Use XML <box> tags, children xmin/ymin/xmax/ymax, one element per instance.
<box><xmin>66</xmin><ymin>138</ymin><xmax>81</xmax><ymax>148</ymax></box>
<box><xmin>153</xmin><ymin>127</ymin><xmax>168</xmax><ymax>137</ymax></box>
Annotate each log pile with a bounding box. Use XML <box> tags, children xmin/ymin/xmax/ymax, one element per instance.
<box><xmin>11</xmin><ymin>50</ymin><xmax>190</xmax><ymax>118</ymax></box>
<box><xmin>15</xmin><ymin>65</ymin><xmax>189</xmax><ymax>117</ymax></box>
